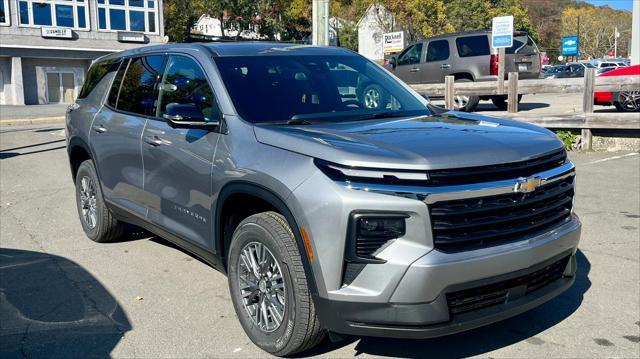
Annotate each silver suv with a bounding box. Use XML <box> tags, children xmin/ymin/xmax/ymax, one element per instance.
<box><xmin>388</xmin><ymin>31</ymin><xmax>541</xmax><ymax>111</ymax></box>
<box><xmin>66</xmin><ymin>43</ymin><xmax>580</xmax><ymax>356</ymax></box>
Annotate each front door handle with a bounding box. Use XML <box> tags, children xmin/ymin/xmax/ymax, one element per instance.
<box><xmin>92</xmin><ymin>124</ymin><xmax>107</xmax><ymax>133</ymax></box>
<box><xmin>410</xmin><ymin>67</ymin><xmax>420</xmax><ymax>72</ymax></box>
<box><xmin>440</xmin><ymin>64</ymin><xmax>451</xmax><ymax>69</ymax></box>
<box><xmin>143</xmin><ymin>136</ymin><xmax>163</xmax><ymax>146</ymax></box>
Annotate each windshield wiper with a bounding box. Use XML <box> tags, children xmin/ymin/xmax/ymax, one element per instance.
<box><xmin>265</xmin><ymin>118</ymin><xmax>314</xmax><ymax>126</ymax></box>
<box><xmin>348</xmin><ymin>111</ymin><xmax>419</xmax><ymax>121</ymax></box>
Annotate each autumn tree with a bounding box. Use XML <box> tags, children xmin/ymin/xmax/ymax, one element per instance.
<box><xmin>562</xmin><ymin>6</ymin><xmax>632</xmax><ymax>59</ymax></box>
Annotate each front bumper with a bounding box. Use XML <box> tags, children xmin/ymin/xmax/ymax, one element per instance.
<box><xmin>316</xmin><ymin>240</ymin><xmax>579</xmax><ymax>338</ymax></box>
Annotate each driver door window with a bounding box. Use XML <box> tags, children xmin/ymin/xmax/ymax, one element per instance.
<box><xmin>397</xmin><ymin>44</ymin><xmax>423</xmax><ymax>66</ymax></box>
<box><xmin>157</xmin><ymin>55</ymin><xmax>221</xmax><ymax>122</ymax></box>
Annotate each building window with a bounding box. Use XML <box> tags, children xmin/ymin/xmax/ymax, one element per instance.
<box><xmin>1</xmin><ymin>0</ymin><xmax>10</xmax><ymax>25</ymax></box>
<box><xmin>97</xmin><ymin>0</ymin><xmax>158</xmax><ymax>34</ymax></box>
<box><xmin>18</xmin><ymin>0</ymin><xmax>89</xmax><ymax>30</ymax></box>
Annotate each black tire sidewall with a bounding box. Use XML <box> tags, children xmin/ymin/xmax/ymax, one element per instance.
<box><xmin>227</xmin><ymin>219</ymin><xmax>298</xmax><ymax>354</ymax></box>
<box><xmin>75</xmin><ymin>160</ymin><xmax>105</xmax><ymax>241</ymax></box>
<box><xmin>454</xmin><ymin>79</ymin><xmax>479</xmax><ymax>112</ymax></box>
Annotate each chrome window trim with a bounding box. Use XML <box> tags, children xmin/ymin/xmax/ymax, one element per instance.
<box><xmin>337</xmin><ymin>161</ymin><xmax>575</xmax><ymax>204</ymax></box>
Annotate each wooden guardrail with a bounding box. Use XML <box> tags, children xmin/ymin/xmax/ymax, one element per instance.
<box><xmin>410</xmin><ymin>69</ymin><xmax>640</xmax><ymax>150</ymax></box>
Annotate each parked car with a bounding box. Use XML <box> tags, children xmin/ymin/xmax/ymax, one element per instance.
<box><xmin>555</xmin><ymin>62</ymin><xmax>596</xmax><ymax>78</ymax></box>
<box><xmin>386</xmin><ymin>30</ymin><xmax>542</xmax><ymax>111</ymax></box>
<box><xmin>590</xmin><ymin>59</ymin><xmax>627</xmax><ymax>69</ymax></box>
<box><xmin>67</xmin><ymin>42</ymin><xmax>581</xmax><ymax>356</ymax></box>
<box><xmin>594</xmin><ymin>64</ymin><xmax>640</xmax><ymax>112</ymax></box>
<box><xmin>543</xmin><ymin>65</ymin><xmax>566</xmax><ymax>79</ymax></box>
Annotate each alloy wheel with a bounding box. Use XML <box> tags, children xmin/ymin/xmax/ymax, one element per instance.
<box><xmin>237</xmin><ymin>242</ymin><xmax>286</xmax><ymax>332</ymax></box>
<box><xmin>364</xmin><ymin>88</ymin><xmax>380</xmax><ymax>109</ymax></box>
<box><xmin>79</xmin><ymin>176</ymin><xmax>97</xmax><ymax>229</ymax></box>
<box><xmin>453</xmin><ymin>95</ymin><xmax>469</xmax><ymax>110</ymax></box>
<box><xmin>618</xmin><ymin>91</ymin><xmax>640</xmax><ymax>111</ymax></box>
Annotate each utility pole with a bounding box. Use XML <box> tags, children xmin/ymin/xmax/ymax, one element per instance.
<box><xmin>632</xmin><ymin>0</ymin><xmax>639</xmax><ymax>65</ymax></box>
<box><xmin>312</xmin><ymin>0</ymin><xmax>330</xmax><ymax>46</ymax></box>
<box><xmin>614</xmin><ymin>27</ymin><xmax>618</xmax><ymax>58</ymax></box>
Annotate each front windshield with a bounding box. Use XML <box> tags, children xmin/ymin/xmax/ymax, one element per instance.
<box><xmin>214</xmin><ymin>55</ymin><xmax>429</xmax><ymax>123</ymax></box>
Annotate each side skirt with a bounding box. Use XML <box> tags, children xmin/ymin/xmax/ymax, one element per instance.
<box><xmin>107</xmin><ymin>200</ymin><xmax>226</xmax><ymax>273</ymax></box>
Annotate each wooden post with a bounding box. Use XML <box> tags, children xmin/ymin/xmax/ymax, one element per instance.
<box><xmin>581</xmin><ymin>129</ymin><xmax>593</xmax><ymax>151</ymax></box>
<box><xmin>507</xmin><ymin>71</ymin><xmax>519</xmax><ymax>113</ymax></box>
<box><xmin>583</xmin><ymin>68</ymin><xmax>595</xmax><ymax>113</ymax></box>
<box><xmin>497</xmin><ymin>47</ymin><xmax>506</xmax><ymax>94</ymax></box>
<box><xmin>445</xmin><ymin>75</ymin><xmax>455</xmax><ymax>110</ymax></box>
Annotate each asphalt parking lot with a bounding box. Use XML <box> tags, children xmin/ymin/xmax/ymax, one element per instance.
<box><xmin>1</xmin><ymin>124</ymin><xmax>639</xmax><ymax>358</ymax></box>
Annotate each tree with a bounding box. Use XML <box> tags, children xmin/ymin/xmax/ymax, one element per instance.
<box><xmin>164</xmin><ymin>0</ymin><xmax>201</xmax><ymax>42</ymax></box>
<box><xmin>561</xmin><ymin>6</ymin><xmax>632</xmax><ymax>59</ymax></box>
<box><xmin>385</xmin><ymin>0</ymin><xmax>453</xmax><ymax>43</ymax></box>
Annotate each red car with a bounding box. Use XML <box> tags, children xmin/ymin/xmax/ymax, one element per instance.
<box><xmin>594</xmin><ymin>65</ymin><xmax>640</xmax><ymax>112</ymax></box>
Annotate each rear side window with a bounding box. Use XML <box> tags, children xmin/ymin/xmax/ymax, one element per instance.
<box><xmin>397</xmin><ymin>43</ymin><xmax>423</xmax><ymax>65</ymax></box>
<box><xmin>116</xmin><ymin>55</ymin><xmax>166</xmax><ymax>116</ymax></box>
<box><xmin>157</xmin><ymin>55</ymin><xmax>220</xmax><ymax>122</ymax></box>
<box><xmin>506</xmin><ymin>36</ymin><xmax>538</xmax><ymax>55</ymax></box>
<box><xmin>107</xmin><ymin>59</ymin><xmax>128</xmax><ymax>107</ymax></box>
<box><xmin>456</xmin><ymin>36</ymin><xmax>490</xmax><ymax>57</ymax></box>
<box><xmin>78</xmin><ymin>59</ymin><xmax>121</xmax><ymax>99</ymax></box>
<box><xmin>426</xmin><ymin>40</ymin><xmax>449</xmax><ymax>62</ymax></box>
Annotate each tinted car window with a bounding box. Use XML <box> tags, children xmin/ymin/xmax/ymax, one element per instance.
<box><xmin>397</xmin><ymin>44</ymin><xmax>423</xmax><ymax>65</ymax></box>
<box><xmin>426</xmin><ymin>40</ymin><xmax>449</xmax><ymax>62</ymax></box>
<box><xmin>506</xmin><ymin>36</ymin><xmax>538</xmax><ymax>55</ymax></box>
<box><xmin>157</xmin><ymin>55</ymin><xmax>220</xmax><ymax>122</ymax></box>
<box><xmin>214</xmin><ymin>55</ymin><xmax>429</xmax><ymax>124</ymax></box>
<box><xmin>456</xmin><ymin>36</ymin><xmax>490</xmax><ymax>57</ymax></box>
<box><xmin>116</xmin><ymin>55</ymin><xmax>166</xmax><ymax>116</ymax></box>
<box><xmin>107</xmin><ymin>59</ymin><xmax>129</xmax><ymax>107</ymax></box>
<box><xmin>79</xmin><ymin>59</ymin><xmax>121</xmax><ymax>99</ymax></box>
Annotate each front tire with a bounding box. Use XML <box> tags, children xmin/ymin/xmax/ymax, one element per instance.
<box><xmin>613</xmin><ymin>91</ymin><xmax>640</xmax><ymax>112</ymax></box>
<box><xmin>453</xmin><ymin>79</ymin><xmax>479</xmax><ymax>112</ymax></box>
<box><xmin>227</xmin><ymin>212</ymin><xmax>325</xmax><ymax>356</ymax></box>
<box><xmin>75</xmin><ymin>160</ymin><xmax>124</xmax><ymax>243</ymax></box>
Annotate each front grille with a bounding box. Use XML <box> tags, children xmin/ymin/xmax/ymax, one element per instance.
<box><xmin>428</xmin><ymin>148</ymin><xmax>567</xmax><ymax>186</ymax></box>
<box><xmin>430</xmin><ymin>175</ymin><xmax>574</xmax><ymax>252</ymax></box>
<box><xmin>447</xmin><ymin>255</ymin><xmax>570</xmax><ymax>315</ymax></box>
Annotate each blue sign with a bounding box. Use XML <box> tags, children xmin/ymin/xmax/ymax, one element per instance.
<box><xmin>492</xmin><ymin>35</ymin><xmax>513</xmax><ymax>48</ymax></box>
<box><xmin>562</xmin><ymin>36</ymin><xmax>579</xmax><ymax>55</ymax></box>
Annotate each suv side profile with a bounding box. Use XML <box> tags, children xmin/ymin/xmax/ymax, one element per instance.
<box><xmin>387</xmin><ymin>30</ymin><xmax>541</xmax><ymax>111</ymax></box>
<box><xmin>67</xmin><ymin>43</ymin><xmax>581</xmax><ymax>356</ymax></box>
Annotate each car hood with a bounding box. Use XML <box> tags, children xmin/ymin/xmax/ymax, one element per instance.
<box><xmin>253</xmin><ymin>112</ymin><xmax>563</xmax><ymax>170</ymax></box>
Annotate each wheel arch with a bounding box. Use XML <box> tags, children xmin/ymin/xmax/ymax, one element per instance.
<box><xmin>67</xmin><ymin>136</ymin><xmax>94</xmax><ymax>183</ymax></box>
<box><xmin>215</xmin><ymin>181</ymin><xmax>320</xmax><ymax>297</ymax></box>
<box><xmin>451</xmin><ymin>72</ymin><xmax>475</xmax><ymax>81</ymax></box>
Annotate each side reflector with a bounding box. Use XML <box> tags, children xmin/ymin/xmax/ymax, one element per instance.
<box><xmin>300</xmin><ymin>228</ymin><xmax>314</xmax><ymax>262</ymax></box>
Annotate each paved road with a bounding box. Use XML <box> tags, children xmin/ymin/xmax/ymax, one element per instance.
<box><xmin>1</xmin><ymin>125</ymin><xmax>639</xmax><ymax>358</ymax></box>
<box><xmin>0</xmin><ymin>104</ymin><xmax>68</xmax><ymax>121</ymax></box>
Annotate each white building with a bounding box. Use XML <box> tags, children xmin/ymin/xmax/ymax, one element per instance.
<box><xmin>356</xmin><ymin>4</ymin><xmax>396</xmax><ymax>61</ymax></box>
<box><xmin>0</xmin><ymin>0</ymin><xmax>165</xmax><ymax>105</ymax></box>
<box><xmin>191</xmin><ymin>14</ymin><xmax>266</xmax><ymax>40</ymax></box>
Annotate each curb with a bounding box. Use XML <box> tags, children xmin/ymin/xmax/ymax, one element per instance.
<box><xmin>0</xmin><ymin>116</ymin><xmax>65</xmax><ymax>127</ymax></box>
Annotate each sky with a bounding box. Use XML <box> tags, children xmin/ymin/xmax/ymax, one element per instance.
<box><xmin>583</xmin><ymin>0</ymin><xmax>634</xmax><ymax>11</ymax></box>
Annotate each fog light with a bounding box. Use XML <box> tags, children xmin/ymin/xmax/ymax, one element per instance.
<box><xmin>358</xmin><ymin>217</ymin><xmax>406</xmax><ymax>239</ymax></box>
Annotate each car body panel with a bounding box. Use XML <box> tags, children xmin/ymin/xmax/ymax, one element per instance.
<box><xmin>594</xmin><ymin>65</ymin><xmax>640</xmax><ymax>106</ymax></box>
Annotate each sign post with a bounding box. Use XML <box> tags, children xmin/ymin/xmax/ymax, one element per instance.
<box><xmin>492</xmin><ymin>15</ymin><xmax>513</xmax><ymax>95</ymax></box>
<box><xmin>382</xmin><ymin>31</ymin><xmax>404</xmax><ymax>55</ymax></box>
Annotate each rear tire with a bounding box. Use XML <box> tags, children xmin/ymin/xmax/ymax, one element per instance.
<box><xmin>453</xmin><ymin>79</ymin><xmax>479</xmax><ymax>112</ymax></box>
<box><xmin>75</xmin><ymin>160</ymin><xmax>124</xmax><ymax>243</ymax></box>
<box><xmin>227</xmin><ymin>212</ymin><xmax>325</xmax><ymax>356</ymax></box>
<box><xmin>613</xmin><ymin>91</ymin><xmax>640</xmax><ymax>112</ymax></box>
<box><xmin>491</xmin><ymin>95</ymin><xmax>523</xmax><ymax>110</ymax></box>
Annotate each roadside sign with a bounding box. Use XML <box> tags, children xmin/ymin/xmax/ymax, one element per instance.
<box><xmin>491</xmin><ymin>16</ymin><xmax>513</xmax><ymax>48</ymax></box>
<box><xmin>383</xmin><ymin>31</ymin><xmax>404</xmax><ymax>54</ymax></box>
<box><xmin>562</xmin><ymin>36</ymin><xmax>579</xmax><ymax>55</ymax></box>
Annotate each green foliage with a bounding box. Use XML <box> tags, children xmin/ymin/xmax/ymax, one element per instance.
<box><xmin>556</xmin><ymin>130</ymin><xmax>577</xmax><ymax>150</ymax></box>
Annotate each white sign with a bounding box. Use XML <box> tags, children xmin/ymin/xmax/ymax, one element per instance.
<box><xmin>491</xmin><ymin>15</ymin><xmax>513</xmax><ymax>48</ymax></box>
<box><xmin>41</xmin><ymin>27</ymin><xmax>72</xmax><ymax>39</ymax></box>
<box><xmin>117</xmin><ymin>31</ymin><xmax>146</xmax><ymax>43</ymax></box>
<box><xmin>383</xmin><ymin>31</ymin><xmax>404</xmax><ymax>54</ymax></box>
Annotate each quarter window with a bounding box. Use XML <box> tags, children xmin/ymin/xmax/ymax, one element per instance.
<box><xmin>456</xmin><ymin>36</ymin><xmax>490</xmax><ymax>58</ymax></box>
<box><xmin>157</xmin><ymin>56</ymin><xmax>220</xmax><ymax>122</ymax></box>
<box><xmin>18</xmin><ymin>0</ymin><xmax>89</xmax><ymax>29</ymax></box>
<box><xmin>1</xmin><ymin>0</ymin><xmax>10</xmax><ymax>25</ymax></box>
<box><xmin>426</xmin><ymin>40</ymin><xmax>450</xmax><ymax>62</ymax></box>
<box><xmin>97</xmin><ymin>0</ymin><xmax>158</xmax><ymax>34</ymax></box>
<box><xmin>79</xmin><ymin>58</ymin><xmax>122</xmax><ymax>99</ymax></box>
<box><xmin>116</xmin><ymin>55</ymin><xmax>166</xmax><ymax>116</ymax></box>
<box><xmin>397</xmin><ymin>44</ymin><xmax>423</xmax><ymax>66</ymax></box>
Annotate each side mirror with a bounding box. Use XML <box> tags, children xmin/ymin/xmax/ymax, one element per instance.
<box><xmin>390</xmin><ymin>56</ymin><xmax>397</xmax><ymax>69</ymax></box>
<box><xmin>163</xmin><ymin>103</ymin><xmax>220</xmax><ymax>128</ymax></box>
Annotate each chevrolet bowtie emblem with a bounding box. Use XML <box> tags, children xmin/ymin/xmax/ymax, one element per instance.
<box><xmin>514</xmin><ymin>176</ymin><xmax>543</xmax><ymax>193</ymax></box>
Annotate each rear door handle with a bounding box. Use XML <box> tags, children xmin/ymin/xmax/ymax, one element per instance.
<box><xmin>92</xmin><ymin>124</ymin><xmax>107</xmax><ymax>133</ymax></box>
<box><xmin>143</xmin><ymin>136</ymin><xmax>163</xmax><ymax>146</ymax></box>
<box><xmin>410</xmin><ymin>67</ymin><xmax>420</xmax><ymax>72</ymax></box>
<box><xmin>440</xmin><ymin>64</ymin><xmax>451</xmax><ymax>69</ymax></box>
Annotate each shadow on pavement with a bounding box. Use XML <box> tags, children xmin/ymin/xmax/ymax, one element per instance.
<box><xmin>307</xmin><ymin>249</ymin><xmax>591</xmax><ymax>358</ymax></box>
<box><xmin>0</xmin><ymin>248</ymin><xmax>131</xmax><ymax>358</ymax></box>
<box><xmin>475</xmin><ymin>102</ymin><xmax>551</xmax><ymax>112</ymax></box>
